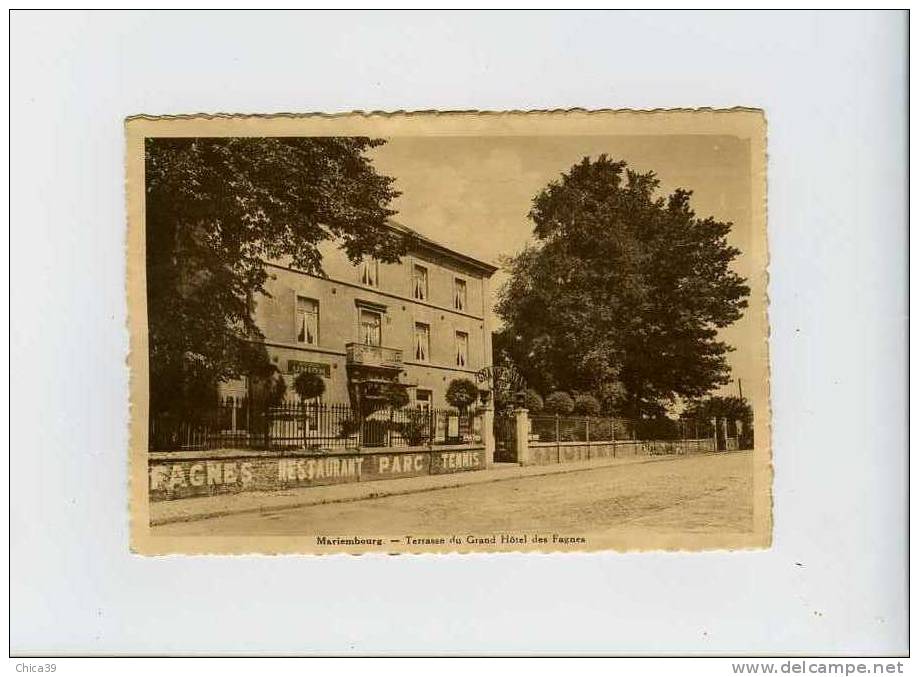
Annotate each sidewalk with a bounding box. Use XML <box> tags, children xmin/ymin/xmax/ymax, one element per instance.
<box><xmin>149</xmin><ymin>451</ymin><xmax>720</xmax><ymax>526</ymax></box>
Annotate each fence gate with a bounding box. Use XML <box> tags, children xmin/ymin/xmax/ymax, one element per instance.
<box><xmin>493</xmin><ymin>413</ymin><xmax>517</xmax><ymax>463</ymax></box>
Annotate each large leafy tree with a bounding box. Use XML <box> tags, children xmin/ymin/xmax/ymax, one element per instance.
<box><xmin>682</xmin><ymin>395</ymin><xmax>754</xmax><ymax>446</ymax></box>
<box><xmin>145</xmin><ymin>137</ymin><xmax>404</xmax><ymax>417</ymax></box>
<box><xmin>682</xmin><ymin>395</ymin><xmax>753</xmax><ymax>423</ymax></box>
<box><xmin>496</xmin><ymin>156</ymin><xmax>749</xmax><ymax>417</ymax></box>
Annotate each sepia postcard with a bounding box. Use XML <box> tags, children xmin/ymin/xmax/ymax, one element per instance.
<box><xmin>127</xmin><ymin>109</ymin><xmax>772</xmax><ymax>555</ymax></box>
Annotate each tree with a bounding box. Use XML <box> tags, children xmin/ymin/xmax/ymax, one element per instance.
<box><xmin>637</xmin><ymin>415</ymin><xmax>681</xmax><ymax>441</ymax></box>
<box><xmin>682</xmin><ymin>395</ymin><xmax>753</xmax><ymax>447</ymax></box>
<box><xmin>445</xmin><ymin>378</ymin><xmax>479</xmax><ymax>412</ymax></box>
<box><xmin>145</xmin><ymin>137</ymin><xmax>404</xmax><ymax>418</ymax></box>
<box><xmin>249</xmin><ymin>369</ymin><xmax>287</xmax><ymax>409</ymax></box>
<box><xmin>293</xmin><ymin>372</ymin><xmax>325</xmax><ymax>402</ymax></box>
<box><xmin>519</xmin><ymin>388</ymin><xmax>544</xmax><ymax>413</ymax></box>
<box><xmin>245</xmin><ymin>368</ymin><xmax>287</xmax><ymax>440</ymax></box>
<box><xmin>683</xmin><ymin>395</ymin><xmax>752</xmax><ymax>423</ymax></box>
<box><xmin>596</xmin><ymin>381</ymin><xmax>627</xmax><ymax>414</ymax></box>
<box><xmin>544</xmin><ymin>391</ymin><xmax>575</xmax><ymax>415</ymax></box>
<box><xmin>496</xmin><ymin>156</ymin><xmax>749</xmax><ymax>418</ymax></box>
<box><xmin>573</xmin><ymin>393</ymin><xmax>601</xmax><ymax>416</ymax></box>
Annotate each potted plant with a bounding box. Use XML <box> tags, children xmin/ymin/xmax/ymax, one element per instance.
<box><xmin>293</xmin><ymin>372</ymin><xmax>325</xmax><ymax>449</ymax></box>
<box><xmin>398</xmin><ymin>409</ymin><xmax>430</xmax><ymax>447</ymax></box>
<box><xmin>445</xmin><ymin>378</ymin><xmax>479</xmax><ymax>443</ymax></box>
<box><xmin>293</xmin><ymin>371</ymin><xmax>325</xmax><ymax>402</ymax></box>
<box><xmin>381</xmin><ymin>384</ymin><xmax>410</xmax><ymax>445</ymax></box>
<box><xmin>446</xmin><ymin>378</ymin><xmax>479</xmax><ymax>413</ymax></box>
<box><xmin>338</xmin><ymin>417</ymin><xmax>361</xmax><ymax>449</ymax></box>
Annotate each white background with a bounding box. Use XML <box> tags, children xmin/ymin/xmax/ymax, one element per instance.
<box><xmin>8</xmin><ymin>9</ymin><xmax>909</xmax><ymax>659</ymax></box>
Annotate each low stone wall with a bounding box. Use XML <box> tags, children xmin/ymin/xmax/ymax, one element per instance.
<box><xmin>149</xmin><ymin>445</ymin><xmax>486</xmax><ymax>501</ymax></box>
<box><xmin>645</xmin><ymin>439</ymin><xmax>717</xmax><ymax>455</ymax></box>
<box><xmin>527</xmin><ymin>439</ymin><xmax>715</xmax><ymax>466</ymax></box>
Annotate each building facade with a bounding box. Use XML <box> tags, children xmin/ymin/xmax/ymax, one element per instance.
<box><xmin>226</xmin><ymin>223</ymin><xmax>497</xmax><ymax>411</ymax></box>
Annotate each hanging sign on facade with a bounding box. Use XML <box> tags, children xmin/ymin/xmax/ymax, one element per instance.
<box><xmin>287</xmin><ymin>360</ymin><xmax>331</xmax><ymax>378</ymax></box>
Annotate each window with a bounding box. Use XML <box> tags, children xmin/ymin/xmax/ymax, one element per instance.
<box><xmin>360</xmin><ymin>309</ymin><xmax>382</xmax><ymax>346</ymax></box>
<box><xmin>360</xmin><ymin>258</ymin><xmax>379</xmax><ymax>287</ymax></box>
<box><xmin>295</xmin><ymin>296</ymin><xmax>318</xmax><ymax>345</ymax></box>
<box><xmin>455</xmin><ymin>331</ymin><xmax>469</xmax><ymax>367</ymax></box>
<box><xmin>412</xmin><ymin>264</ymin><xmax>428</xmax><ymax>301</ymax></box>
<box><xmin>453</xmin><ymin>278</ymin><xmax>467</xmax><ymax>311</ymax></box>
<box><xmin>414</xmin><ymin>322</ymin><xmax>430</xmax><ymax>362</ymax></box>
<box><xmin>415</xmin><ymin>389</ymin><xmax>432</xmax><ymax>412</ymax></box>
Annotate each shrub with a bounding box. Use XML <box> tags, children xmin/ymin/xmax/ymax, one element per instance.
<box><xmin>573</xmin><ymin>393</ymin><xmax>601</xmax><ymax>416</ymax></box>
<box><xmin>293</xmin><ymin>371</ymin><xmax>325</xmax><ymax>401</ymax></box>
<box><xmin>637</xmin><ymin>416</ymin><xmax>680</xmax><ymax>441</ymax></box>
<box><xmin>398</xmin><ymin>410</ymin><xmax>430</xmax><ymax>446</ymax></box>
<box><xmin>338</xmin><ymin>418</ymin><xmax>360</xmax><ymax>438</ymax></box>
<box><xmin>251</xmin><ymin>370</ymin><xmax>287</xmax><ymax>408</ymax></box>
<box><xmin>517</xmin><ymin>388</ymin><xmax>544</xmax><ymax>413</ymax></box>
<box><xmin>446</xmin><ymin>378</ymin><xmax>479</xmax><ymax>411</ymax></box>
<box><xmin>544</xmin><ymin>391</ymin><xmax>575</xmax><ymax>415</ymax></box>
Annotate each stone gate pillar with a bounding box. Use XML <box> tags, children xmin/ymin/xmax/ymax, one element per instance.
<box><xmin>514</xmin><ymin>407</ymin><xmax>530</xmax><ymax>466</ymax></box>
<box><xmin>481</xmin><ymin>405</ymin><xmax>495</xmax><ymax>468</ymax></box>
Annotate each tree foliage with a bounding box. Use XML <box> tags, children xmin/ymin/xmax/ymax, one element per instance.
<box><xmin>573</xmin><ymin>393</ymin><xmax>601</xmax><ymax>416</ymax></box>
<box><xmin>250</xmin><ymin>370</ymin><xmax>287</xmax><ymax>409</ymax></box>
<box><xmin>293</xmin><ymin>372</ymin><xmax>326</xmax><ymax>402</ymax></box>
<box><xmin>683</xmin><ymin>395</ymin><xmax>752</xmax><ymax>422</ymax></box>
<box><xmin>544</xmin><ymin>391</ymin><xmax>575</xmax><ymax>415</ymax></box>
<box><xmin>520</xmin><ymin>388</ymin><xmax>544</xmax><ymax>413</ymax></box>
<box><xmin>496</xmin><ymin>156</ymin><xmax>749</xmax><ymax>417</ymax></box>
<box><xmin>145</xmin><ymin>137</ymin><xmax>404</xmax><ymax>416</ymax></box>
<box><xmin>445</xmin><ymin>378</ymin><xmax>479</xmax><ymax>411</ymax></box>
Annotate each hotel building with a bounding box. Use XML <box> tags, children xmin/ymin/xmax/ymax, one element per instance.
<box><xmin>226</xmin><ymin>222</ymin><xmax>498</xmax><ymax>411</ymax></box>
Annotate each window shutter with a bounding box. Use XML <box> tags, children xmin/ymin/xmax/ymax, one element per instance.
<box><xmin>290</xmin><ymin>288</ymin><xmax>298</xmax><ymax>342</ymax></box>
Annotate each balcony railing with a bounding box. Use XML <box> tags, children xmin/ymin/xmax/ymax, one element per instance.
<box><xmin>346</xmin><ymin>342</ymin><xmax>403</xmax><ymax>370</ymax></box>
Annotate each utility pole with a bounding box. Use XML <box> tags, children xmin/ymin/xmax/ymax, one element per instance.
<box><xmin>737</xmin><ymin>378</ymin><xmax>744</xmax><ymax>400</ymax></box>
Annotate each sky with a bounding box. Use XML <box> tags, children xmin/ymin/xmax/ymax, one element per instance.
<box><xmin>369</xmin><ymin>134</ymin><xmax>761</xmax><ymax>399</ymax></box>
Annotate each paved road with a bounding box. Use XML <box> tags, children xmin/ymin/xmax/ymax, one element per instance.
<box><xmin>155</xmin><ymin>451</ymin><xmax>754</xmax><ymax>537</ymax></box>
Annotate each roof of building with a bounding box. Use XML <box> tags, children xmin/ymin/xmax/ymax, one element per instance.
<box><xmin>386</xmin><ymin>219</ymin><xmax>499</xmax><ymax>277</ymax></box>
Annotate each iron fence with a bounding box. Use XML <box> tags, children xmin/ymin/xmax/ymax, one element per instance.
<box><xmin>150</xmin><ymin>398</ymin><xmax>480</xmax><ymax>452</ymax></box>
<box><xmin>527</xmin><ymin>414</ymin><xmax>716</xmax><ymax>445</ymax></box>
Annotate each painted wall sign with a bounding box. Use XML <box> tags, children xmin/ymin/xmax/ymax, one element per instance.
<box><xmin>432</xmin><ymin>450</ymin><xmax>483</xmax><ymax>473</ymax></box>
<box><xmin>149</xmin><ymin>460</ymin><xmax>256</xmax><ymax>495</ymax></box>
<box><xmin>287</xmin><ymin>360</ymin><xmax>331</xmax><ymax>377</ymax></box>
<box><xmin>278</xmin><ymin>456</ymin><xmax>366</xmax><ymax>483</ymax></box>
<box><xmin>149</xmin><ymin>446</ymin><xmax>486</xmax><ymax>501</ymax></box>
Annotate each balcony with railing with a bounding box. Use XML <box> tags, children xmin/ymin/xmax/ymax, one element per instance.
<box><xmin>345</xmin><ymin>343</ymin><xmax>404</xmax><ymax>370</ymax></box>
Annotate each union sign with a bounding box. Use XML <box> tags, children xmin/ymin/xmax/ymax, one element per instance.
<box><xmin>287</xmin><ymin>360</ymin><xmax>331</xmax><ymax>377</ymax></box>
